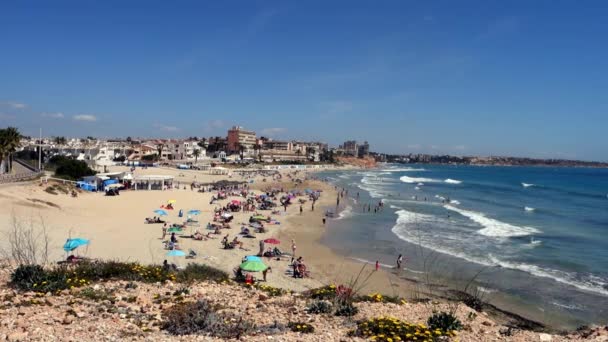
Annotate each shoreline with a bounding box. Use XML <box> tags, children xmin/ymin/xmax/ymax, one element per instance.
<box><xmin>0</xmin><ymin>165</ymin><xmax>593</xmax><ymax>334</ymax></box>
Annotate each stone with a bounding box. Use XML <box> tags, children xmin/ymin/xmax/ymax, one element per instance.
<box><xmin>62</xmin><ymin>316</ymin><xmax>74</xmax><ymax>325</ymax></box>
<box><xmin>7</xmin><ymin>332</ymin><xmax>29</xmax><ymax>342</ymax></box>
<box><xmin>539</xmin><ymin>333</ymin><xmax>553</xmax><ymax>341</ymax></box>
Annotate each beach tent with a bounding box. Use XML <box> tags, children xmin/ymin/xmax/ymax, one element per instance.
<box><xmin>154</xmin><ymin>209</ymin><xmax>168</xmax><ymax>216</ymax></box>
<box><xmin>244</xmin><ymin>255</ymin><xmax>261</xmax><ymax>262</ymax></box>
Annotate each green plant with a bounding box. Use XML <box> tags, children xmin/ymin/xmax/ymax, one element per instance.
<box><xmin>306</xmin><ymin>300</ymin><xmax>333</xmax><ymax>314</ymax></box>
<box><xmin>161</xmin><ymin>300</ymin><xmax>255</xmax><ymax>338</ymax></box>
<box><xmin>427</xmin><ymin>311</ymin><xmax>462</xmax><ymax>333</ymax></box>
<box><xmin>176</xmin><ymin>263</ymin><xmax>230</xmax><ymax>283</ymax></box>
<box><xmin>78</xmin><ymin>287</ymin><xmax>116</xmax><ymax>302</ymax></box>
<box><xmin>287</xmin><ymin>322</ymin><xmax>315</xmax><ymax>333</ymax></box>
<box><xmin>350</xmin><ymin>317</ymin><xmax>454</xmax><ymax>341</ymax></box>
<box><xmin>355</xmin><ymin>293</ymin><xmax>406</xmax><ymax>305</ymax></box>
<box><xmin>307</xmin><ymin>284</ymin><xmax>337</xmax><ymax>300</ymax></box>
<box><xmin>10</xmin><ymin>265</ymin><xmax>90</xmax><ymax>293</ymax></box>
<box><xmin>252</xmin><ymin>283</ymin><xmax>287</xmax><ymax>297</ymax></box>
<box><xmin>172</xmin><ymin>287</ymin><xmax>190</xmax><ymax>297</ymax></box>
<box><xmin>334</xmin><ymin>302</ymin><xmax>359</xmax><ymax>317</ymax></box>
<box><xmin>10</xmin><ymin>265</ymin><xmax>45</xmax><ymax>291</ymax></box>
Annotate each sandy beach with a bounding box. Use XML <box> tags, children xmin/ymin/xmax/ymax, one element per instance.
<box><xmin>0</xmin><ymin>165</ymin><xmax>404</xmax><ymax>295</ymax></box>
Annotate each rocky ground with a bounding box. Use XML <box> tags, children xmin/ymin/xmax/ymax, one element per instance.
<box><xmin>0</xmin><ymin>266</ymin><xmax>606</xmax><ymax>341</ymax></box>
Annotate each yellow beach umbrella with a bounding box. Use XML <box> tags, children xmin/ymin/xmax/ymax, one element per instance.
<box><xmin>168</xmin><ymin>199</ymin><xmax>176</xmax><ymax>204</ymax></box>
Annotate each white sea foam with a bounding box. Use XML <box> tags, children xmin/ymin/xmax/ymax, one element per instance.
<box><xmin>524</xmin><ymin>206</ymin><xmax>535</xmax><ymax>212</ymax></box>
<box><xmin>337</xmin><ymin>205</ymin><xmax>354</xmax><ymax>220</ymax></box>
<box><xmin>488</xmin><ymin>256</ymin><xmax>608</xmax><ymax>297</ymax></box>
<box><xmin>381</xmin><ymin>168</ymin><xmax>426</xmax><ymax>172</ymax></box>
<box><xmin>444</xmin><ymin>178</ymin><xmax>462</xmax><ymax>184</ymax></box>
<box><xmin>417</xmin><ymin>182</ymin><xmax>424</xmax><ymax>186</ymax></box>
<box><xmin>449</xmin><ymin>200</ymin><xmax>461</xmax><ymax>205</ymax></box>
<box><xmin>400</xmin><ymin>176</ymin><xmax>438</xmax><ymax>184</ymax></box>
<box><xmin>551</xmin><ymin>301</ymin><xmax>584</xmax><ymax>311</ymax></box>
<box><xmin>522</xmin><ymin>182</ymin><xmax>535</xmax><ymax>188</ymax></box>
<box><xmin>391</xmin><ymin>209</ymin><xmax>608</xmax><ymax>297</ymax></box>
<box><xmin>414</xmin><ymin>186</ymin><xmax>421</xmax><ymax>191</ymax></box>
<box><xmin>349</xmin><ymin>257</ymin><xmax>394</xmax><ymax>269</ymax></box>
<box><xmin>477</xmin><ymin>286</ymin><xmax>497</xmax><ymax>294</ymax></box>
<box><xmin>444</xmin><ymin>205</ymin><xmax>541</xmax><ymax>238</ymax></box>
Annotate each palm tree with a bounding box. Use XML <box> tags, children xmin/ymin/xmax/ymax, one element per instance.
<box><xmin>0</xmin><ymin>127</ymin><xmax>21</xmax><ymax>173</ymax></box>
<box><xmin>238</xmin><ymin>144</ymin><xmax>245</xmax><ymax>160</ymax></box>
<box><xmin>192</xmin><ymin>148</ymin><xmax>201</xmax><ymax>165</ymax></box>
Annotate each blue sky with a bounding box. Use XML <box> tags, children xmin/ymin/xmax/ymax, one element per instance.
<box><xmin>1</xmin><ymin>1</ymin><xmax>607</xmax><ymax>161</ymax></box>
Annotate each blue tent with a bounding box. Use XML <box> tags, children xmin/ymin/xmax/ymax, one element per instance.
<box><xmin>244</xmin><ymin>255</ymin><xmax>261</xmax><ymax>261</ymax></box>
<box><xmin>63</xmin><ymin>238</ymin><xmax>90</xmax><ymax>252</ymax></box>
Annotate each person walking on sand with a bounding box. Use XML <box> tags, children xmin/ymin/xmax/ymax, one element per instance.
<box><xmin>161</xmin><ymin>223</ymin><xmax>167</xmax><ymax>240</ymax></box>
<box><xmin>375</xmin><ymin>260</ymin><xmax>380</xmax><ymax>271</ymax></box>
<box><xmin>291</xmin><ymin>239</ymin><xmax>297</xmax><ymax>256</ymax></box>
<box><xmin>300</xmin><ymin>205</ymin><xmax>303</xmax><ymax>215</ymax></box>
<box><xmin>396</xmin><ymin>254</ymin><xmax>403</xmax><ymax>270</ymax></box>
<box><xmin>262</xmin><ymin>266</ymin><xmax>272</xmax><ymax>281</ymax></box>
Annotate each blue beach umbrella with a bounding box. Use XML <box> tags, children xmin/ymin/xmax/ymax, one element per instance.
<box><xmin>154</xmin><ymin>209</ymin><xmax>168</xmax><ymax>216</ymax></box>
<box><xmin>63</xmin><ymin>238</ymin><xmax>90</xmax><ymax>252</ymax></box>
<box><xmin>187</xmin><ymin>209</ymin><xmax>201</xmax><ymax>215</ymax></box>
<box><xmin>166</xmin><ymin>250</ymin><xmax>186</xmax><ymax>257</ymax></box>
<box><xmin>244</xmin><ymin>255</ymin><xmax>261</xmax><ymax>262</ymax></box>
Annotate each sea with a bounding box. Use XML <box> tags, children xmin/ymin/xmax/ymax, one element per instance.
<box><xmin>317</xmin><ymin>164</ymin><xmax>608</xmax><ymax>329</ymax></box>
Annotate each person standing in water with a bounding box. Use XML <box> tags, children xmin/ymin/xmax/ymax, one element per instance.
<box><xmin>396</xmin><ymin>254</ymin><xmax>403</xmax><ymax>270</ymax></box>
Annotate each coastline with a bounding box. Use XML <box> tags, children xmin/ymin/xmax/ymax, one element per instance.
<box><xmin>0</xmin><ymin>164</ymin><xmax>599</xmax><ymax>334</ymax></box>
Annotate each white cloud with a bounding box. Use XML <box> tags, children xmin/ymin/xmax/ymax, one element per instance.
<box><xmin>41</xmin><ymin>112</ymin><xmax>65</xmax><ymax>119</ymax></box>
<box><xmin>5</xmin><ymin>102</ymin><xmax>27</xmax><ymax>109</ymax></box>
<box><xmin>452</xmin><ymin>145</ymin><xmax>467</xmax><ymax>151</ymax></box>
<box><xmin>407</xmin><ymin>144</ymin><xmax>421</xmax><ymax>150</ymax></box>
<box><xmin>73</xmin><ymin>114</ymin><xmax>97</xmax><ymax>122</ymax></box>
<box><xmin>155</xmin><ymin>124</ymin><xmax>179</xmax><ymax>132</ymax></box>
<box><xmin>202</xmin><ymin>119</ymin><xmax>226</xmax><ymax>133</ymax></box>
<box><xmin>260</xmin><ymin>127</ymin><xmax>287</xmax><ymax>136</ymax></box>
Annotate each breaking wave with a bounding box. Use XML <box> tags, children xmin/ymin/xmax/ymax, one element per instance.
<box><xmin>400</xmin><ymin>176</ymin><xmax>439</xmax><ymax>184</ymax></box>
<box><xmin>391</xmin><ymin>209</ymin><xmax>608</xmax><ymax>297</ymax></box>
<box><xmin>444</xmin><ymin>205</ymin><xmax>541</xmax><ymax>238</ymax></box>
<box><xmin>444</xmin><ymin>178</ymin><xmax>462</xmax><ymax>184</ymax></box>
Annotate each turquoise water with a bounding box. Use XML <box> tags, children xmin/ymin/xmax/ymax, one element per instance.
<box><xmin>318</xmin><ymin>164</ymin><xmax>608</xmax><ymax>329</ymax></box>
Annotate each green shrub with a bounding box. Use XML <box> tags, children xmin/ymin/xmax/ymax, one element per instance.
<box><xmin>161</xmin><ymin>300</ymin><xmax>255</xmax><ymax>338</ymax></box>
<box><xmin>176</xmin><ymin>263</ymin><xmax>229</xmax><ymax>283</ymax></box>
<box><xmin>427</xmin><ymin>311</ymin><xmax>462</xmax><ymax>333</ymax></box>
<box><xmin>306</xmin><ymin>300</ymin><xmax>333</xmax><ymax>314</ymax></box>
<box><xmin>10</xmin><ymin>265</ymin><xmax>90</xmax><ymax>293</ymax></box>
<box><xmin>252</xmin><ymin>283</ymin><xmax>288</xmax><ymax>297</ymax></box>
<box><xmin>307</xmin><ymin>284</ymin><xmax>337</xmax><ymax>300</ymax></box>
<box><xmin>334</xmin><ymin>302</ymin><xmax>359</xmax><ymax>317</ymax></box>
<box><xmin>355</xmin><ymin>292</ymin><xmax>406</xmax><ymax>304</ymax></box>
<box><xmin>350</xmin><ymin>317</ymin><xmax>455</xmax><ymax>341</ymax></box>
<box><xmin>77</xmin><ymin>287</ymin><xmax>116</xmax><ymax>302</ymax></box>
<box><xmin>10</xmin><ymin>265</ymin><xmax>46</xmax><ymax>291</ymax></box>
<box><xmin>73</xmin><ymin>261</ymin><xmax>176</xmax><ymax>283</ymax></box>
<box><xmin>50</xmin><ymin>156</ymin><xmax>96</xmax><ymax>180</ymax></box>
<box><xmin>288</xmin><ymin>322</ymin><xmax>315</xmax><ymax>333</ymax></box>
